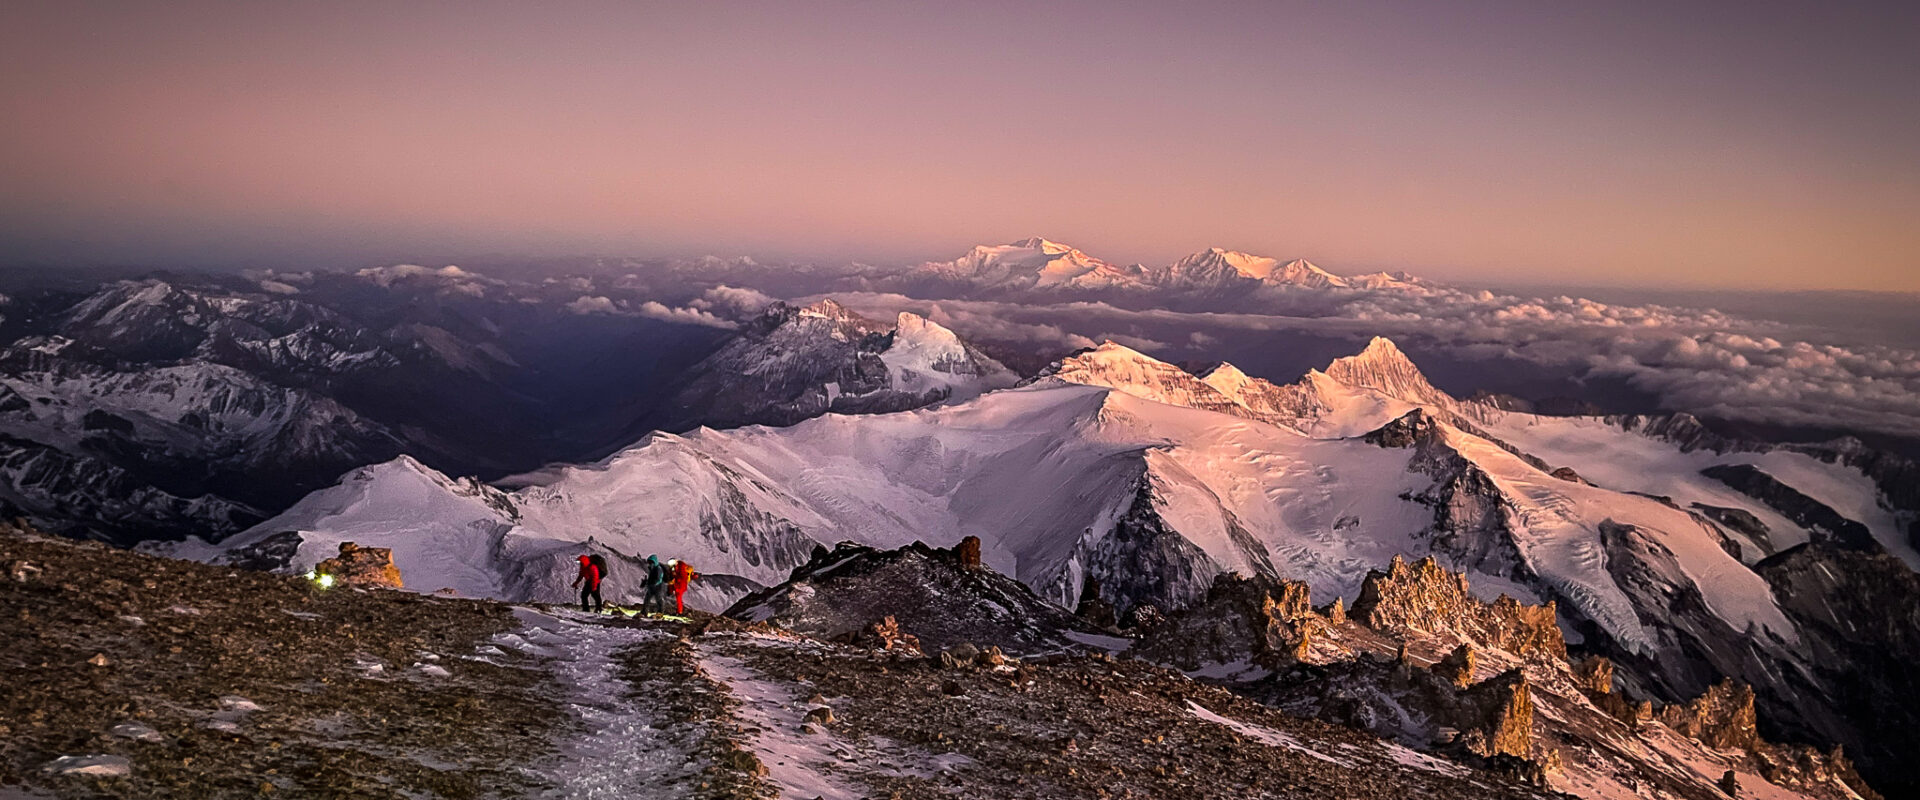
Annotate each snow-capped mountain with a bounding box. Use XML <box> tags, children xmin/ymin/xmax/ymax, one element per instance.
<box><xmin>644</xmin><ymin>299</ymin><xmax>1017</xmax><ymax>432</ymax></box>
<box><xmin>1152</xmin><ymin>248</ymin><xmax>1289</xmax><ymax>288</ymax></box>
<box><xmin>0</xmin><ymin>432</ymin><xmax>263</xmax><ymax>541</ymax></box>
<box><xmin>1046</xmin><ymin>337</ymin><xmax>1455</xmax><ymax>439</ymax></box>
<box><xmin>912</xmin><ymin>237</ymin><xmax>1153</xmax><ymax>291</ymax></box>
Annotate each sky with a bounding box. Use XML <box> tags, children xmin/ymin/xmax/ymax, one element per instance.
<box><xmin>2</xmin><ymin>1</ymin><xmax>1916</xmax><ymax>290</ymax></box>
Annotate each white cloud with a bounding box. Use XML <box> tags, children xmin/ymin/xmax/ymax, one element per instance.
<box><xmin>566</xmin><ymin>295</ymin><xmax>620</xmax><ymax>315</ymax></box>
<box><xmin>689</xmin><ymin>285</ymin><xmax>779</xmax><ymax>318</ymax></box>
<box><xmin>634</xmin><ymin>301</ymin><xmax>737</xmax><ymax>329</ymax></box>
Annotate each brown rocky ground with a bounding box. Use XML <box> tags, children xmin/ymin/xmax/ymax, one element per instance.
<box><xmin>0</xmin><ymin>523</ymin><xmax>561</xmax><ymax>798</ymax></box>
<box><xmin>684</xmin><ymin>628</ymin><xmax>1558</xmax><ymax>800</ymax></box>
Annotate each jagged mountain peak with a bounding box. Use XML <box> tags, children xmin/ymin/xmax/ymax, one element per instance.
<box><xmin>1321</xmin><ymin>336</ymin><xmax>1455</xmax><ymax>410</ymax></box>
<box><xmin>1262</xmin><ymin>258</ymin><xmax>1349</xmax><ymax>288</ymax></box>
<box><xmin>747</xmin><ymin>297</ymin><xmax>888</xmax><ymax>341</ymax></box>
<box><xmin>1037</xmin><ymin>336</ymin><xmax>1459</xmax><ymax>441</ymax></box>
<box><xmin>1086</xmin><ymin>338</ymin><xmax>1156</xmax><ymax>359</ymax></box>
<box><xmin>1172</xmin><ymin>247</ymin><xmax>1283</xmax><ymax>280</ymax></box>
<box><xmin>1339</xmin><ymin>336</ymin><xmax>1410</xmax><ymax>365</ymax></box>
<box><xmin>1004</xmin><ymin>236</ymin><xmax>1076</xmax><ymax>252</ymax></box>
<box><xmin>796</xmin><ymin>297</ymin><xmax>862</xmax><ymax>321</ymax></box>
<box><xmin>1043</xmin><ymin>340</ymin><xmax>1193</xmax><ymax>383</ymax></box>
<box><xmin>1200</xmin><ymin>361</ymin><xmax>1251</xmax><ymax>385</ymax></box>
<box><xmin>888</xmin><ymin>310</ymin><xmax>960</xmax><ymax>345</ymax></box>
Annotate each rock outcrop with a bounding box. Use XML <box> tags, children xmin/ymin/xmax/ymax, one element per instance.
<box><xmin>1433</xmin><ymin>644</ymin><xmax>1476</xmax><ymax>688</ymax></box>
<box><xmin>312</xmin><ymin>541</ymin><xmax>402</xmax><ymax>589</ymax></box>
<box><xmin>1456</xmin><ymin>669</ymin><xmax>1535</xmax><ymax>759</ymax></box>
<box><xmin>1658</xmin><ymin>680</ymin><xmax>1760</xmax><ymax>751</ymax></box>
<box><xmin>1572</xmin><ymin>656</ymin><xmax>1614</xmax><ymax>695</ymax></box>
<box><xmin>1132</xmin><ymin>573</ymin><xmax>1329</xmax><ymax>673</ymax></box>
<box><xmin>1350</xmin><ymin>556</ymin><xmax>1565</xmax><ymax>660</ymax></box>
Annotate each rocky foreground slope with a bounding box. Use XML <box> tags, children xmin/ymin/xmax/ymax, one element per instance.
<box><xmin>7</xmin><ymin>523</ymin><xmax>1577</xmax><ymax>800</ymax></box>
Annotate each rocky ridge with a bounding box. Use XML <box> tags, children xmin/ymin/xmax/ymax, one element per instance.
<box><xmin>1131</xmin><ymin>556</ymin><xmax>1879</xmax><ymax>800</ymax></box>
<box><xmin>724</xmin><ymin>537</ymin><xmax>1117</xmax><ymax>655</ymax></box>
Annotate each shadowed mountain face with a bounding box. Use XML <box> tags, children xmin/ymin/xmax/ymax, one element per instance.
<box><xmin>0</xmin><ymin>270</ymin><xmax>736</xmax><ymax>542</ymax></box>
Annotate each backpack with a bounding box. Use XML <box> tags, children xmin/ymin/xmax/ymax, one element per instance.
<box><xmin>588</xmin><ymin>554</ymin><xmax>609</xmax><ymax>581</ymax></box>
<box><xmin>647</xmin><ymin>561</ymin><xmax>666</xmax><ymax>587</ymax></box>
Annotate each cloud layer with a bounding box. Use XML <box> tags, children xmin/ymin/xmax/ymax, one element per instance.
<box><xmin>813</xmin><ymin>285</ymin><xmax>1920</xmax><ymax>440</ymax></box>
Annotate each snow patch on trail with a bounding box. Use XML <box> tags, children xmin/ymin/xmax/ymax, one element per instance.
<box><xmin>1381</xmin><ymin>741</ymin><xmax>1470</xmax><ymax>777</ymax></box>
<box><xmin>501</xmin><ymin>608</ymin><xmax>699</xmax><ymax>800</ymax></box>
<box><xmin>696</xmin><ymin>650</ymin><xmax>864</xmax><ymax>799</ymax></box>
<box><xmin>1186</xmin><ymin>701</ymin><xmax>1356</xmax><ymax>767</ymax></box>
<box><xmin>695</xmin><ymin>642</ymin><xmax>972</xmax><ymax>799</ymax></box>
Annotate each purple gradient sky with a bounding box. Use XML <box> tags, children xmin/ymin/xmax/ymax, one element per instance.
<box><xmin>2</xmin><ymin>1</ymin><xmax>1916</xmax><ymax>289</ymax></box>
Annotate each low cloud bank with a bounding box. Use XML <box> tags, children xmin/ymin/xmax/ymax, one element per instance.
<box><xmin>817</xmin><ymin>286</ymin><xmax>1920</xmax><ymax>440</ymax></box>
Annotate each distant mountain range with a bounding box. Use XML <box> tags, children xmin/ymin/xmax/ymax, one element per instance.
<box><xmin>898</xmin><ymin>237</ymin><xmax>1426</xmax><ymax>294</ymax></box>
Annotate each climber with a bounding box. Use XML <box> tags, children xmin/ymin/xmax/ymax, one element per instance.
<box><xmin>669</xmin><ymin>558</ymin><xmax>698</xmax><ymax>615</ymax></box>
<box><xmin>572</xmin><ymin>554</ymin><xmax>606</xmax><ymax>613</ymax></box>
<box><xmin>642</xmin><ymin>554</ymin><xmax>669</xmax><ymax>614</ymax></box>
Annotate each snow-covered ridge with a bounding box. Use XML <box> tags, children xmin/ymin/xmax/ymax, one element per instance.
<box><xmin>1039</xmin><ymin>337</ymin><xmax>1437</xmax><ymax>439</ymax></box>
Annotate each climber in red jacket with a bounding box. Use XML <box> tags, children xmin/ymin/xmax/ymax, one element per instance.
<box><xmin>572</xmin><ymin>554</ymin><xmax>606</xmax><ymax>613</ymax></box>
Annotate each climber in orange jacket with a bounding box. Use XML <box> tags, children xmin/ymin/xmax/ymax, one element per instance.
<box><xmin>668</xmin><ymin>558</ymin><xmax>697</xmax><ymax>614</ymax></box>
